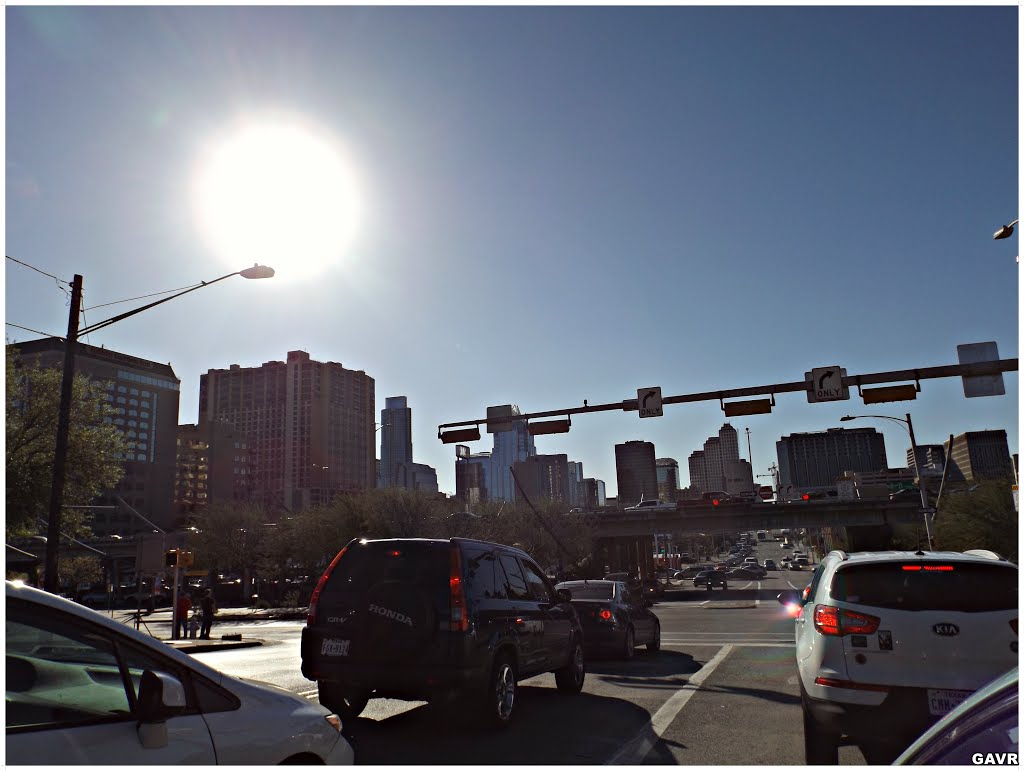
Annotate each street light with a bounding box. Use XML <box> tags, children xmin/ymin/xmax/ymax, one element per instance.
<box><xmin>840</xmin><ymin>413</ymin><xmax>933</xmax><ymax>549</ymax></box>
<box><xmin>43</xmin><ymin>264</ymin><xmax>274</xmax><ymax>593</ymax></box>
<box><xmin>992</xmin><ymin>219</ymin><xmax>1018</xmax><ymax>240</ymax></box>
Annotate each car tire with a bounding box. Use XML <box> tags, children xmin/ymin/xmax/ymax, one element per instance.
<box><xmin>554</xmin><ymin>639</ymin><xmax>585</xmax><ymax>693</ymax></box>
<box><xmin>722</xmin><ymin>581</ymin><xmax>728</xmax><ymax>590</ymax></box>
<box><xmin>647</xmin><ymin>622</ymin><xmax>661</xmax><ymax>653</ymax></box>
<box><xmin>622</xmin><ymin>626</ymin><xmax>635</xmax><ymax>660</ymax></box>
<box><xmin>482</xmin><ymin>652</ymin><xmax>517</xmax><ymax>728</ymax></box>
<box><xmin>318</xmin><ymin>681</ymin><xmax>370</xmax><ymax>721</ymax></box>
<box><xmin>802</xmin><ymin>697</ymin><xmax>840</xmax><ymax>764</ymax></box>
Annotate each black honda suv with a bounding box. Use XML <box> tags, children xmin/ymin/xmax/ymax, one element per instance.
<box><xmin>300</xmin><ymin>537</ymin><xmax>586</xmax><ymax>727</ymax></box>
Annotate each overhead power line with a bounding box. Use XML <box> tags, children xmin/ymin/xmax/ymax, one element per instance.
<box><xmin>6</xmin><ymin>322</ymin><xmax>62</xmax><ymax>340</ymax></box>
<box><xmin>6</xmin><ymin>254</ymin><xmax>62</xmax><ymax>282</ymax></box>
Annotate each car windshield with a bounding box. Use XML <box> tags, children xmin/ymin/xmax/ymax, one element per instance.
<box><xmin>560</xmin><ymin>584</ymin><xmax>615</xmax><ymax>600</ymax></box>
<box><xmin>831</xmin><ymin>562</ymin><xmax>1018</xmax><ymax>612</ymax></box>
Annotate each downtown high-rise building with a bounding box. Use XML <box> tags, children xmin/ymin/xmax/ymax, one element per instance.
<box><xmin>777</xmin><ymin>427</ymin><xmax>887</xmax><ymax>491</ymax></box>
<box><xmin>175</xmin><ymin>421</ymin><xmax>254</xmax><ymax>516</ymax></box>
<box><xmin>379</xmin><ymin>396</ymin><xmax>412</xmax><ymax>488</ymax></box>
<box><xmin>566</xmin><ymin>461</ymin><xmax>585</xmax><ymax>507</ymax></box>
<box><xmin>615</xmin><ymin>440</ymin><xmax>658</xmax><ymax>507</ymax></box>
<box><xmin>455</xmin><ymin>448</ymin><xmax>490</xmax><ymax>504</ymax></box>
<box><xmin>485</xmin><ymin>405</ymin><xmax>536</xmax><ymax>502</ymax></box>
<box><xmin>581</xmin><ymin>478</ymin><xmax>607</xmax><ymax>508</ymax></box>
<box><xmin>198</xmin><ymin>350</ymin><xmax>375</xmax><ymax>511</ymax></box>
<box><xmin>656</xmin><ymin>458</ymin><xmax>680</xmax><ymax>502</ymax></box>
<box><xmin>907</xmin><ymin>444</ymin><xmax>946</xmax><ymax>479</ymax></box>
<box><xmin>513</xmin><ymin>454</ymin><xmax>570</xmax><ymax>504</ymax></box>
<box><xmin>945</xmin><ymin>430</ymin><xmax>1013</xmax><ymax>481</ymax></box>
<box><xmin>10</xmin><ymin>338</ymin><xmax>181</xmax><ymax>535</ymax></box>
<box><xmin>687</xmin><ymin>424</ymin><xmax>741</xmax><ymax>493</ymax></box>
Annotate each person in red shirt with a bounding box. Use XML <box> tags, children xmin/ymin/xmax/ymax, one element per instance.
<box><xmin>176</xmin><ymin>592</ymin><xmax>192</xmax><ymax>639</ymax></box>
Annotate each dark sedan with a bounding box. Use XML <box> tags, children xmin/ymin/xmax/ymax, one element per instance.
<box><xmin>556</xmin><ymin>580</ymin><xmax>660</xmax><ymax>660</ymax></box>
<box><xmin>693</xmin><ymin>570</ymin><xmax>728</xmax><ymax>590</ymax></box>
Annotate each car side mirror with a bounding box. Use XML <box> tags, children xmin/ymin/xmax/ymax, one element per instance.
<box><xmin>556</xmin><ymin>588</ymin><xmax>572</xmax><ymax>603</ymax></box>
<box><xmin>777</xmin><ymin>589</ymin><xmax>802</xmax><ymax>608</ymax></box>
<box><xmin>136</xmin><ymin>670</ymin><xmax>186</xmax><ymax>749</ymax></box>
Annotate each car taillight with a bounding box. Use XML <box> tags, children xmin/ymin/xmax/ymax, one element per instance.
<box><xmin>599</xmin><ymin>608</ymin><xmax>613</xmax><ymax>621</ymax></box>
<box><xmin>813</xmin><ymin>604</ymin><xmax>880</xmax><ymax>636</ymax></box>
<box><xmin>449</xmin><ymin>545</ymin><xmax>468</xmax><ymax>632</ymax></box>
<box><xmin>307</xmin><ymin>544</ymin><xmax>348</xmax><ymax>626</ymax></box>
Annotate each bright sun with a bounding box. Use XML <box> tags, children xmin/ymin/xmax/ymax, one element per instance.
<box><xmin>193</xmin><ymin>119</ymin><xmax>360</xmax><ymax>281</ymax></box>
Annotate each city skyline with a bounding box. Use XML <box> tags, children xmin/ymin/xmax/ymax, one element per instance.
<box><xmin>6</xmin><ymin>6</ymin><xmax>1018</xmax><ymax>498</ymax></box>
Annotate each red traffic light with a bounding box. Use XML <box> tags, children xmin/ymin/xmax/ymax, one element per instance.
<box><xmin>802</xmin><ymin>493</ymin><xmax>810</xmax><ymax>501</ymax></box>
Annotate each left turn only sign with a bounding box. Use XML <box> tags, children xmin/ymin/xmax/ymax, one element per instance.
<box><xmin>638</xmin><ymin>387</ymin><xmax>664</xmax><ymax>418</ymax></box>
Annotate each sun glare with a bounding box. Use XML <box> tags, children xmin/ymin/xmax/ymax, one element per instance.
<box><xmin>193</xmin><ymin>119</ymin><xmax>360</xmax><ymax>281</ymax></box>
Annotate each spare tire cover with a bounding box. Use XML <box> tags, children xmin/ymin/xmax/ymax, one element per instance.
<box><xmin>362</xmin><ymin>579</ymin><xmax>436</xmax><ymax>662</ymax></box>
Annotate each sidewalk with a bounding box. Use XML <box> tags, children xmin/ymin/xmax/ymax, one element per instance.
<box><xmin>154</xmin><ymin>605</ymin><xmax>308</xmax><ymax>653</ymax></box>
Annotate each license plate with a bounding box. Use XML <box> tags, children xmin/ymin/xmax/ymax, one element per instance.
<box><xmin>927</xmin><ymin>688</ymin><xmax>971</xmax><ymax>716</ymax></box>
<box><xmin>321</xmin><ymin>639</ymin><xmax>351</xmax><ymax>657</ymax></box>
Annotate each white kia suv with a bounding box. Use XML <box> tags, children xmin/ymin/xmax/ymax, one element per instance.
<box><xmin>777</xmin><ymin>549</ymin><xmax>1018</xmax><ymax>765</ymax></box>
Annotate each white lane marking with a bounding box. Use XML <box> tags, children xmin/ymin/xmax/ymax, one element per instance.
<box><xmin>605</xmin><ymin>644</ymin><xmax>733</xmax><ymax>765</ymax></box>
<box><xmin>756</xmin><ymin>581</ymin><xmax>761</xmax><ymax>607</ymax></box>
<box><xmin>662</xmin><ymin>642</ymin><xmax>793</xmax><ymax>648</ymax></box>
<box><xmin>787</xmin><ymin>580</ymin><xmax>800</xmax><ymax>589</ymax></box>
<box><xmin>699</xmin><ymin>599</ymin><xmax>710</xmax><ymax>606</ymax></box>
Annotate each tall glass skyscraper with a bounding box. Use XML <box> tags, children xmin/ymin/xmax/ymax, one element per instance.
<box><xmin>486</xmin><ymin>405</ymin><xmax>536</xmax><ymax>502</ymax></box>
<box><xmin>380</xmin><ymin>396</ymin><xmax>412</xmax><ymax>488</ymax></box>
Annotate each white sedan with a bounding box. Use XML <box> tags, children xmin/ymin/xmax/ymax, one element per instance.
<box><xmin>6</xmin><ymin>581</ymin><xmax>354</xmax><ymax>765</ymax></box>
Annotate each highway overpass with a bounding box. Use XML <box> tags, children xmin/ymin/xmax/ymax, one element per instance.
<box><xmin>590</xmin><ymin>499</ymin><xmax>926</xmax><ymax>538</ymax></box>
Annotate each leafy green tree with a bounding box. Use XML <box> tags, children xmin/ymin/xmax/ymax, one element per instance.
<box><xmin>934</xmin><ymin>479</ymin><xmax>1018</xmax><ymax>563</ymax></box>
<box><xmin>58</xmin><ymin>556</ymin><xmax>103</xmax><ymax>592</ymax></box>
<box><xmin>186</xmin><ymin>504</ymin><xmax>276</xmax><ymax>596</ymax></box>
<box><xmin>6</xmin><ymin>347</ymin><xmax>128</xmax><ymax>538</ymax></box>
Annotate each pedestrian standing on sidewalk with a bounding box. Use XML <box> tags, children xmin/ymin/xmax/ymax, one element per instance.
<box><xmin>175</xmin><ymin>591</ymin><xmax>192</xmax><ymax>639</ymax></box>
<box><xmin>199</xmin><ymin>588</ymin><xmax>217</xmax><ymax>639</ymax></box>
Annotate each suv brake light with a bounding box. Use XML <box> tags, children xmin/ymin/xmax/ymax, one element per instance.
<box><xmin>449</xmin><ymin>545</ymin><xmax>468</xmax><ymax>632</ymax></box>
<box><xmin>813</xmin><ymin>604</ymin><xmax>881</xmax><ymax>636</ymax></box>
<box><xmin>307</xmin><ymin>544</ymin><xmax>349</xmax><ymax>626</ymax></box>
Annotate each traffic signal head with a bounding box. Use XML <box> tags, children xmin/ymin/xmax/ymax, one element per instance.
<box><xmin>165</xmin><ymin>549</ymin><xmax>179</xmax><ymax>567</ymax></box>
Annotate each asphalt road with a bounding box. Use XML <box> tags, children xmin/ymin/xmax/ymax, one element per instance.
<box><xmin>183</xmin><ymin>536</ymin><xmax>871</xmax><ymax>764</ymax></box>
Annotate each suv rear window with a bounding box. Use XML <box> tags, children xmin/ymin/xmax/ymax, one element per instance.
<box><xmin>563</xmin><ymin>584</ymin><xmax>615</xmax><ymax>600</ymax></box>
<box><xmin>830</xmin><ymin>562</ymin><xmax>1018</xmax><ymax>612</ymax></box>
<box><xmin>320</xmin><ymin>540</ymin><xmax>449</xmax><ymax>609</ymax></box>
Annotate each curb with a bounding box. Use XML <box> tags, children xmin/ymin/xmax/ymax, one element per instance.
<box><xmin>164</xmin><ymin>638</ymin><xmax>265</xmax><ymax>654</ymax></box>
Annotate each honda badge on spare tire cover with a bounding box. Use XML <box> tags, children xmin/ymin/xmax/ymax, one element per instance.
<box><xmin>363</xmin><ymin>579</ymin><xmax>435</xmax><ymax>661</ymax></box>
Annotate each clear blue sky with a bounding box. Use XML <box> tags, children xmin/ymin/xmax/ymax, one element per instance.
<box><xmin>6</xmin><ymin>6</ymin><xmax>1019</xmax><ymax>497</ymax></box>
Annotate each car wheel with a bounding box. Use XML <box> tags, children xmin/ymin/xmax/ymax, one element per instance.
<box><xmin>318</xmin><ymin>681</ymin><xmax>370</xmax><ymax>721</ymax></box>
<box><xmin>722</xmin><ymin>582</ymin><xmax>728</xmax><ymax>590</ymax></box>
<box><xmin>802</xmin><ymin>697</ymin><xmax>839</xmax><ymax>764</ymax></box>
<box><xmin>554</xmin><ymin>639</ymin><xmax>585</xmax><ymax>693</ymax></box>
<box><xmin>482</xmin><ymin>652</ymin><xmax>517</xmax><ymax>728</ymax></box>
<box><xmin>647</xmin><ymin>622</ymin><xmax>661</xmax><ymax>652</ymax></box>
<box><xmin>622</xmin><ymin>626</ymin><xmax>635</xmax><ymax>660</ymax></box>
